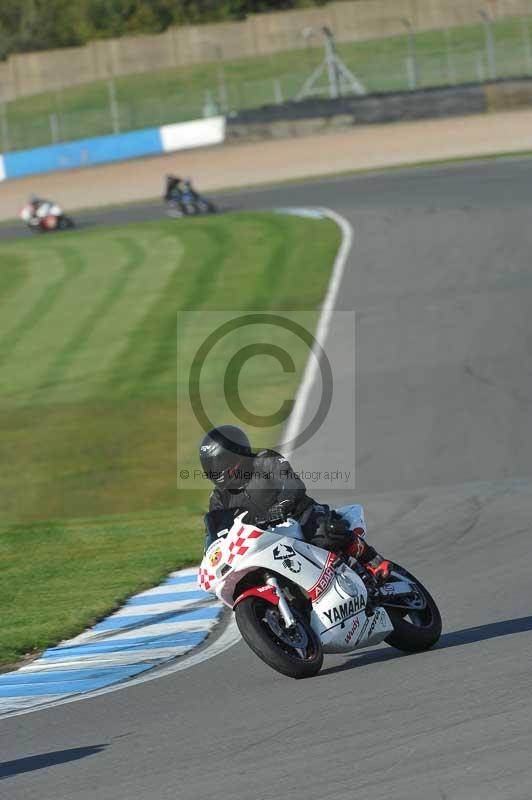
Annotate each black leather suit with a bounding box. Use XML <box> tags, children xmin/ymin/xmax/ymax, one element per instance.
<box><xmin>204</xmin><ymin>449</ymin><xmax>316</xmax><ymax>549</ymax></box>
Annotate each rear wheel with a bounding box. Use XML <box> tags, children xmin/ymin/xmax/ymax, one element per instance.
<box><xmin>58</xmin><ymin>216</ymin><xmax>75</xmax><ymax>230</ymax></box>
<box><xmin>235</xmin><ymin>597</ymin><xmax>323</xmax><ymax>679</ymax></box>
<box><xmin>383</xmin><ymin>565</ymin><xmax>442</xmax><ymax>652</ymax></box>
<box><xmin>196</xmin><ymin>199</ymin><xmax>216</xmax><ymax>214</ymax></box>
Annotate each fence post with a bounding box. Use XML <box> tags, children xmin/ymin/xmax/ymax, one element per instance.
<box><xmin>0</xmin><ymin>84</ymin><xmax>10</xmax><ymax>152</ymax></box>
<box><xmin>521</xmin><ymin>17</ymin><xmax>532</xmax><ymax>75</ymax></box>
<box><xmin>405</xmin><ymin>56</ymin><xmax>417</xmax><ymax>91</ymax></box>
<box><xmin>201</xmin><ymin>43</ymin><xmax>228</xmax><ymax>114</ymax></box>
<box><xmin>444</xmin><ymin>29</ymin><xmax>457</xmax><ymax>85</ymax></box>
<box><xmin>54</xmin><ymin>76</ymin><xmax>65</xmax><ymax>142</ymax></box>
<box><xmin>479</xmin><ymin>9</ymin><xmax>497</xmax><ymax>81</ymax></box>
<box><xmin>107</xmin><ymin>77</ymin><xmax>120</xmax><ymax>134</ymax></box>
<box><xmin>476</xmin><ymin>53</ymin><xmax>486</xmax><ymax>82</ymax></box>
<box><xmin>203</xmin><ymin>89</ymin><xmax>219</xmax><ymax>117</ymax></box>
<box><xmin>217</xmin><ymin>61</ymin><xmax>228</xmax><ymax>113</ymax></box>
<box><xmin>273</xmin><ymin>78</ymin><xmax>284</xmax><ymax>104</ymax></box>
<box><xmin>50</xmin><ymin>113</ymin><xmax>60</xmax><ymax>144</ymax></box>
<box><xmin>402</xmin><ymin>18</ymin><xmax>418</xmax><ymax>90</ymax></box>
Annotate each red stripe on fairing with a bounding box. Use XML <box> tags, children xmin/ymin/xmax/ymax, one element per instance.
<box><xmin>233</xmin><ymin>585</ymin><xmax>279</xmax><ymax>608</ymax></box>
<box><xmin>308</xmin><ymin>552</ymin><xmax>336</xmax><ymax>601</ymax></box>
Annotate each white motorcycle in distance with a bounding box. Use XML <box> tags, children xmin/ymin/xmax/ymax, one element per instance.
<box><xmin>20</xmin><ymin>198</ymin><xmax>75</xmax><ymax>233</ymax></box>
<box><xmin>199</xmin><ymin>507</ymin><xmax>442</xmax><ymax>679</ymax></box>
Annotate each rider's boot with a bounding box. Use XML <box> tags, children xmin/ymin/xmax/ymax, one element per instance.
<box><xmin>345</xmin><ymin>533</ymin><xmax>391</xmax><ymax>583</ymax></box>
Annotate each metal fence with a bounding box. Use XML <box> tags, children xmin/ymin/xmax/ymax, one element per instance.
<box><xmin>2</xmin><ymin>14</ymin><xmax>532</xmax><ymax>153</ymax></box>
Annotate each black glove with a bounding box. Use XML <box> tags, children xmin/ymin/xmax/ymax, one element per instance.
<box><xmin>268</xmin><ymin>499</ymin><xmax>295</xmax><ymax>525</ymax></box>
<box><xmin>311</xmin><ymin>511</ymin><xmax>351</xmax><ymax>551</ymax></box>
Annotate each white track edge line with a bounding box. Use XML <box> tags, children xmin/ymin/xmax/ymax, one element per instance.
<box><xmin>1</xmin><ymin>206</ymin><xmax>353</xmax><ymax>719</ymax></box>
<box><xmin>279</xmin><ymin>206</ymin><xmax>354</xmax><ymax>459</ymax></box>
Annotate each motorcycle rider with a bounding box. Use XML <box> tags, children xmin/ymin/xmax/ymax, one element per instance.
<box><xmin>164</xmin><ymin>174</ymin><xmax>183</xmax><ymax>202</ymax></box>
<box><xmin>27</xmin><ymin>193</ymin><xmax>53</xmax><ymax>223</ymax></box>
<box><xmin>199</xmin><ymin>424</ymin><xmax>390</xmax><ymax>580</ymax></box>
<box><xmin>182</xmin><ymin>177</ymin><xmax>197</xmax><ymax>197</ymax></box>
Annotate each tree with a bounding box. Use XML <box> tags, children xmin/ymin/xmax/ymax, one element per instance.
<box><xmin>0</xmin><ymin>0</ymin><xmax>336</xmax><ymax>59</ymax></box>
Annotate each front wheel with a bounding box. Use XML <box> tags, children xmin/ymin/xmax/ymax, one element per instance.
<box><xmin>235</xmin><ymin>597</ymin><xmax>323</xmax><ymax>679</ymax></box>
<box><xmin>383</xmin><ymin>565</ymin><xmax>442</xmax><ymax>652</ymax></box>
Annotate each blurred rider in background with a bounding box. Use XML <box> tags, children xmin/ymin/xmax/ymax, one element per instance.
<box><xmin>164</xmin><ymin>175</ymin><xmax>183</xmax><ymax>202</ymax></box>
<box><xmin>164</xmin><ymin>175</ymin><xmax>199</xmax><ymax>202</ymax></box>
<box><xmin>27</xmin><ymin>194</ymin><xmax>53</xmax><ymax>223</ymax></box>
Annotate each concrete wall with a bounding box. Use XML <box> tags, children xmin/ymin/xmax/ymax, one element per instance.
<box><xmin>225</xmin><ymin>77</ymin><xmax>532</xmax><ymax>142</ymax></box>
<box><xmin>0</xmin><ymin>117</ymin><xmax>225</xmax><ymax>181</ymax></box>
<box><xmin>1</xmin><ymin>0</ymin><xmax>532</xmax><ymax>102</ymax></box>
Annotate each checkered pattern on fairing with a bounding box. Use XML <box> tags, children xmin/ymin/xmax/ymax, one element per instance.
<box><xmin>198</xmin><ymin>566</ymin><xmax>216</xmax><ymax>592</ymax></box>
<box><xmin>226</xmin><ymin>526</ymin><xmax>263</xmax><ymax>565</ymax></box>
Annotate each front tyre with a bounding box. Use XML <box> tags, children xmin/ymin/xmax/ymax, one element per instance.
<box><xmin>383</xmin><ymin>565</ymin><xmax>442</xmax><ymax>652</ymax></box>
<box><xmin>235</xmin><ymin>598</ymin><xmax>323</xmax><ymax>679</ymax></box>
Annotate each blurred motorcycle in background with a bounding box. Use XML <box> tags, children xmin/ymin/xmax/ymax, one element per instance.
<box><xmin>164</xmin><ymin>175</ymin><xmax>217</xmax><ymax>217</ymax></box>
<box><xmin>20</xmin><ymin>195</ymin><xmax>75</xmax><ymax>233</ymax></box>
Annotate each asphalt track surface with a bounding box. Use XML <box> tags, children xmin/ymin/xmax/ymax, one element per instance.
<box><xmin>2</xmin><ymin>160</ymin><xmax>532</xmax><ymax>799</ymax></box>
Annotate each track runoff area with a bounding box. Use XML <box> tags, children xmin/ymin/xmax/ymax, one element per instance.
<box><xmin>1</xmin><ymin>158</ymin><xmax>531</xmax><ymax>799</ymax></box>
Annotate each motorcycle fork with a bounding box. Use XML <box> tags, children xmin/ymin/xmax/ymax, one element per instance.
<box><xmin>265</xmin><ymin>575</ymin><xmax>297</xmax><ymax>629</ymax></box>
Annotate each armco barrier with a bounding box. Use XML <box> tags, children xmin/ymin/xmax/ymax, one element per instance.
<box><xmin>226</xmin><ymin>78</ymin><xmax>532</xmax><ymax>143</ymax></box>
<box><xmin>226</xmin><ymin>83</ymin><xmax>487</xmax><ymax>143</ymax></box>
<box><xmin>0</xmin><ymin>116</ymin><xmax>225</xmax><ymax>181</ymax></box>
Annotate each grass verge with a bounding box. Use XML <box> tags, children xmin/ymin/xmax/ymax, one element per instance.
<box><xmin>0</xmin><ymin>211</ymin><xmax>340</xmax><ymax>668</ymax></box>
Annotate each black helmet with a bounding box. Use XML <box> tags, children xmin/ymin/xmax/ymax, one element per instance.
<box><xmin>199</xmin><ymin>425</ymin><xmax>251</xmax><ymax>490</ymax></box>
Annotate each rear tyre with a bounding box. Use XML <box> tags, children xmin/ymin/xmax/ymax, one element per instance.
<box><xmin>58</xmin><ymin>216</ymin><xmax>75</xmax><ymax>230</ymax></box>
<box><xmin>235</xmin><ymin>597</ymin><xmax>323</xmax><ymax>679</ymax></box>
<box><xmin>197</xmin><ymin>199</ymin><xmax>216</xmax><ymax>214</ymax></box>
<box><xmin>383</xmin><ymin>565</ymin><xmax>442</xmax><ymax>652</ymax></box>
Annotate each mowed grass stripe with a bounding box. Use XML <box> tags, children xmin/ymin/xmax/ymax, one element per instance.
<box><xmin>21</xmin><ymin>237</ymin><xmax>138</xmax><ymax>402</ymax></box>
<box><xmin>88</xmin><ymin>232</ymin><xmax>184</xmax><ymax>400</ymax></box>
<box><xmin>31</xmin><ymin>236</ymin><xmax>149</xmax><ymax>402</ymax></box>
<box><xmin>105</xmin><ymin>218</ymin><xmax>231</xmax><ymax>397</ymax></box>
<box><xmin>134</xmin><ymin>221</ymin><xmax>231</xmax><ymax>393</ymax></box>
<box><xmin>0</xmin><ymin>252</ymin><xmax>29</xmax><ymax>305</ymax></box>
<box><xmin>248</xmin><ymin>214</ymin><xmax>294</xmax><ymax>309</ymax></box>
<box><xmin>1</xmin><ymin>242</ymin><xmax>132</xmax><ymax>405</ymax></box>
<box><xmin>44</xmin><ymin>232</ymin><xmax>185</xmax><ymax>404</ymax></box>
<box><xmin>0</xmin><ymin>247</ymin><xmax>84</xmax><ymax>394</ymax></box>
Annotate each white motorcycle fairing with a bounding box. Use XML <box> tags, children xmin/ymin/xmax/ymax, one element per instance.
<box><xmin>199</xmin><ymin>512</ymin><xmax>394</xmax><ymax>656</ymax></box>
<box><xmin>19</xmin><ymin>202</ymin><xmax>65</xmax><ymax>229</ymax></box>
